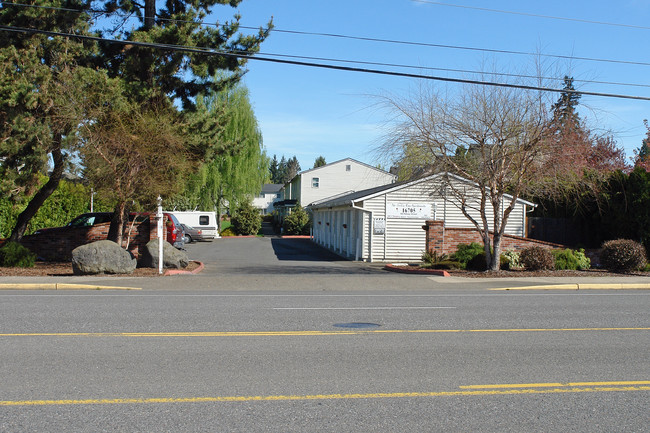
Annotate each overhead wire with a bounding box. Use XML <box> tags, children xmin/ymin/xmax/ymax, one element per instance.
<box><xmin>3</xmin><ymin>1</ymin><xmax>650</xmax><ymax>71</ymax></box>
<box><xmin>2</xmin><ymin>24</ymin><xmax>650</xmax><ymax>102</ymax></box>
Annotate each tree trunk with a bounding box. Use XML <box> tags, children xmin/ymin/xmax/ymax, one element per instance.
<box><xmin>107</xmin><ymin>200</ymin><xmax>128</xmax><ymax>246</ymax></box>
<box><xmin>7</xmin><ymin>145</ymin><xmax>65</xmax><ymax>244</ymax></box>
<box><xmin>144</xmin><ymin>0</ymin><xmax>156</xmax><ymax>29</ymax></box>
<box><xmin>490</xmin><ymin>233</ymin><xmax>502</xmax><ymax>271</ymax></box>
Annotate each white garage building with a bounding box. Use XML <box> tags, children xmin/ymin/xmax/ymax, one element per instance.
<box><xmin>309</xmin><ymin>173</ymin><xmax>535</xmax><ymax>262</ymax></box>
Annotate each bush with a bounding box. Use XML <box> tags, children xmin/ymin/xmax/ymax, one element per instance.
<box><xmin>220</xmin><ymin>227</ymin><xmax>236</xmax><ymax>237</ymax></box>
<box><xmin>600</xmin><ymin>239</ymin><xmax>647</xmax><ymax>272</ymax></box>
<box><xmin>231</xmin><ymin>202</ymin><xmax>261</xmax><ymax>236</ymax></box>
<box><xmin>466</xmin><ymin>251</ymin><xmax>510</xmax><ymax>271</ymax></box>
<box><xmin>451</xmin><ymin>242</ymin><xmax>484</xmax><ymax>268</ymax></box>
<box><xmin>421</xmin><ymin>251</ymin><xmax>462</xmax><ymax>269</ymax></box>
<box><xmin>0</xmin><ymin>242</ymin><xmax>36</xmax><ymax>268</ymax></box>
<box><xmin>283</xmin><ymin>205</ymin><xmax>311</xmax><ymax>235</ymax></box>
<box><xmin>551</xmin><ymin>248</ymin><xmax>591</xmax><ymax>270</ymax></box>
<box><xmin>502</xmin><ymin>250</ymin><xmax>522</xmax><ymax>270</ymax></box>
<box><xmin>520</xmin><ymin>246</ymin><xmax>555</xmax><ymax>271</ymax></box>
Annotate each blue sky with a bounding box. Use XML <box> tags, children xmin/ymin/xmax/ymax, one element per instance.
<box><xmin>213</xmin><ymin>1</ymin><xmax>650</xmax><ymax>171</ymax></box>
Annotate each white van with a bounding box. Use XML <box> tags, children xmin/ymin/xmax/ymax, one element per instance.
<box><xmin>167</xmin><ymin>211</ymin><xmax>219</xmax><ymax>239</ymax></box>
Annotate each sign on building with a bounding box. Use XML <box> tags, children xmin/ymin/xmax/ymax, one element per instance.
<box><xmin>387</xmin><ymin>203</ymin><xmax>431</xmax><ymax>219</ymax></box>
<box><xmin>373</xmin><ymin>217</ymin><xmax>386</xmax><ymax>235</ymax></box>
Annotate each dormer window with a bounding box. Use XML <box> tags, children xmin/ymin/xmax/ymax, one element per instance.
<box><xmin>312</xmin><ymin>177</ymin><xmax>319</xmax><ymax>188</ymax></box>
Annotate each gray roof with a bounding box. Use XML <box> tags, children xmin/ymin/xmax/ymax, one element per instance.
<box><xmin>261</xmin><ymin>184</ymin><xmax>284</xmax><ymax>194</ymax></box>
<box><xmin>309</xmin><ymin>173</ymin><xmax>536</xmax><ymax>209</ymax></box>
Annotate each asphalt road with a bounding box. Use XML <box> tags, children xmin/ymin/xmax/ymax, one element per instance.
<box><xmin>1</xmin><ymin>237</ymin><xmax>649</xmax><ymax>432</ymax></box>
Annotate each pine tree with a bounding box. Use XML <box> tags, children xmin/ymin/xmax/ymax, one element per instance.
<box><xmin>0</xmin><ymin>0</ymin><xmax>102</xmax><ymax>242</ymax></box>
<box><xmin>313</xmin><ymin>156</ymin><xmax>326</xmax><ymax>168</ymax></box>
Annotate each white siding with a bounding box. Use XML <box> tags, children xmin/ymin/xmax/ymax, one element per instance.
<box><xmin>299</xmin><ymin>159</ymin><xmax>396</xmax><ymax>206</ymax></box>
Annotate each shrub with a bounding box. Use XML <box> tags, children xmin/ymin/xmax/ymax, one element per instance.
<box><xmin>551</xmin><ymin>248</ymin><xmax>591</xmax><ymax>270</ymax></box>
<box><xmin>0</xmin><ymin>242</ymin><xmax>36</xmax><ymax>268</ymax></box>
<box><xmin>231</xmin><ymin>202</ymin><xmax>262</xmax><ymax>236</ymax></box>
<box><xmin>220</xmin><ymin>227</ymin><xmax>236</xmax><ymax>237</ymax></box>
<box><xmin>421</xmin><ymin>251</ymin><xmax>461</xmax><ymax>269</ymax></box>
<box><xmin>600</xmin><ymin>239</ymin><xmax>647</xmax><ymax>272</ymax></box>
<box><xmin>283</xmin><ymin>205</ymin><xmax>311</xmax><ymax>235</ymax></box>
<box><xmin>466</xmin><ymin>251</ymin><xmax>510</xmax><ymax>271</ymax></box>
<box><xmin>502</xmin><ymin>250</ymin><xmax>522</xmax><ymax>270</ymax></box>
<box><xmin>520</xmin><ymin>246</ymin><xmax>555</xmax><ymax>271</ymax></box>
<box><xmin>451</xmin><ymin>242</ymin><xmax>484</xmax><ymax>268</ymax></box>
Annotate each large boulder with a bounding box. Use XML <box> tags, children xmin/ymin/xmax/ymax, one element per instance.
<box><xmin>139</xmin><ymin>239</ymin><xmax>189</xmax><ymax>269</ymax></box>
<box><xmin>72</xmin><ymin>240</ymin><xmax>137</xmax><ymax>275</ymax></box>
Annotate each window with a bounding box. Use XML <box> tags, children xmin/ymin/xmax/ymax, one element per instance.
<box><xmin>312</xmin><ymin>177</ymin><xmax>319</xmax><ymax>188</ymax></box>
<box><xmin>199</xmin><ymin>215</ymin><xmax>209</xmax><ymax>226</ymax></box>
<box><xmin>346</xmin><ymin>164</ymin><xmax>351</xmax><ymax>171</ymax></box>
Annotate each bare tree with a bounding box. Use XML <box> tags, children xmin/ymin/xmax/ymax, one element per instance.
<box><xmin>380</xmin><ymin>81</ymin><xmax>557</xmax><ymax>270</ymax></box>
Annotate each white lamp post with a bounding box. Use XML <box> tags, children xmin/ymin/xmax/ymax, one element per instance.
<box><xmin>156</xmin><ymin>195</ymin><xmax>163</xmax><ymax>275</ymax></box>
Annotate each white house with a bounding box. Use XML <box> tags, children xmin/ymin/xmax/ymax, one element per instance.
<box><xmin>274</xmin><ymin>158</ymin><xmax>397</xmax><ymax>217</ymax></box>
<box><xmin>309</xmin><ymin>173</ymin><xmax>536</xmax><ymax>262</ymax></box>
<box><xmin>252</xmin><ymin>184</ymin><xmax>283</xmax><ymax>214</ymax></box>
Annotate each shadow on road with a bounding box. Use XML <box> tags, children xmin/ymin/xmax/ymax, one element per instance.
<box><xmin>224</xmin><ymin>264</ymin><xmax>386</xmax><ymax>275</ymax></box>
<box><xmin>271</xmin><ymin>238</ymin><xmax>345</xmax><ymax>262</ymax></box>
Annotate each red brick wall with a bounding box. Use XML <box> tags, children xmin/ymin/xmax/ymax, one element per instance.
<box><xmin>19</xmin><ymin>214</ymin><xmax>167</xmax><ymax>261</ymax></box>
<box><xmin>424</xmin><ymin>220</ymin><xmax>563</xmax><ymax>256</ymax></box>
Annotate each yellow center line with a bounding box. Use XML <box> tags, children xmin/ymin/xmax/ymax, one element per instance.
<box><xmin>460</xmin><ymin>380</ymin><xmax>650</xmax><ymax>389</ymax></box>
<box><xmin>2</xmin><ymin>383</ymin><xmax>649</xmax><ymax>406</ymax></box>
<box><xmin>1</xmin><ymin>327</ymin><xmax>649</xmax><ymax>337</ymax></box>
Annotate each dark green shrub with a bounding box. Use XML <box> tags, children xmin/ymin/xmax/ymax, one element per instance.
<box><xmin>430</xmin><ymin>260</ymin><xmax>462</xmax><ymax>270</ymax></box>
<box><xmin>422</xmin><ymin>251</ymin><xmax>461</xmax><ymax>269</ymax></box>
<box><xmin>231</xmin><ymin>202</ymin><xmax>261</xmax><ymax>235</ymax></box>
<box><xmin>520</xmin><ymin>246</ymin><xmax>555</xmax><ymax>271</ymax></box>
<box><xmin>451</xmin><ymin>242</ymin><xmax>484</xmax><ymax>268</ymax></box>
<box><xmin>600</xmin><ymin>239</ymin><xmax>647</xmax><ymax>272</ymax></box>
<box><xmin>283</xmin><ymin>205</ymin><xmax>311</xmax><ymax>235</ymax></box>
<box><xmin>0</xmin><ymin>242</ymin><xmax>36</xmax><ymax>268</ymax></box>
<box><xmin>466</xmin><ymin>251</ymin><xmax>510</xmax><ymax>271</ymax></box>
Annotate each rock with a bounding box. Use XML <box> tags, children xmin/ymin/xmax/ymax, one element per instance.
<box><xmin>72</xmin><ymin>240</ymin><xmax>137</xmax><ymax>275</ymax></box>
<box><xmin>139</xmin><ymin>239</ymin><xmax>189</xmax><ymax>269</ymax></box>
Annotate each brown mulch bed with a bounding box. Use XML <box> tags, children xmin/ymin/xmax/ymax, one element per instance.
<box><xmin>0</xmin><ymin>261</ymin><xmax>201</xmax><ymax>277</ymax></box>
<box><xmin>391</xmin><ymin>265</ymin><xmax>649</xmax><ymax>278</ymax></box>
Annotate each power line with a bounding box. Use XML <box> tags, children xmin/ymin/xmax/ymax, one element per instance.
<box><xmin>2</xmin><ymin>25</ymin><xmax>649</xmax><ymax>102</ymax></box>
<box><xmin>3</xmin><ymin>1</ymin><xmax>650</xmax><ymax>70</ymax></box>
<box><xmin>412</xmin><ymin>0</ymin><xmax>650</xmax><ymax>31</ymax></box>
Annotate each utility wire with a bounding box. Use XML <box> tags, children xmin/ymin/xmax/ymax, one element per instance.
<box><xmin>2</xmin><ymin>25</ymin><xmax>649</xmax><ymax>102</ymax></box>
<box><xmin>412</xmin><ymin>0</ymin><xmax>650</xmax><ymax>31</ymax></box>
<box><xmin>3</xmin><ymin>1</ymin><xmax>650</xmax><ymax>70</ymax></box>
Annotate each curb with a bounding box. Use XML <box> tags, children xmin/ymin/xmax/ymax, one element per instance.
<box><xmin>164</xmin><ymin>261</ymin><xmax>205</xmax><ymax>276</ymax></box>
<box><xmin>490</xmin><ymin>283</ymin><xmax>650</xmax><ymax>291</ymax></box>
<box><xmin>383</xmin><ymin>264</ymin><xmax>450</xmax><ymax>277</ymax></box>
<box><xmin>0</xmin><ymin>283</ymin><xmax>141</xmax><ymax>290</ymax></box>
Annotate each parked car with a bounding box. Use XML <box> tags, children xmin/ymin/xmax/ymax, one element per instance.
<box><xmin>180</xmin><ymin>224</ymin><xmax>206</xmax><ymax>243</ymax></box>
<box><xmin>34</xmin><ymin>211</ymin><xmax>185</xmax><ymax>249</ymax></box>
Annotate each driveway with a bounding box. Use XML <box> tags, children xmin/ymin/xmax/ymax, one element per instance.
<box><xmin>185</xmin><ymin>236</ymin><xmax>384</xmax><ymax>276</ymax></box>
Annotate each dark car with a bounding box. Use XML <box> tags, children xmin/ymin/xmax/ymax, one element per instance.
<box><xmin>34</xmin><ymin>212</ymin><xmax>185</xmax><ymax>249</ymax></box>
<box><xmin>180</xmin><ymin>224</ymin><xmax>206</xmax><ymax>243</ymax></box>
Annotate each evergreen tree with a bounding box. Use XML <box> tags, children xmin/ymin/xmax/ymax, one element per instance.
<box><xmin>277</xmin><ymin>156</ymin><xmax>288</xmax><ymax>184</ymax></box>
<box><xmin>285</xmin><ymin>156</ymin><xmax>301</xmax><ymax>183</ymax></box>
<box><xmin>0</xmin><ymin>0</ymin><xmax>104</xmax><ymax>242</ymax></box>
<box><xmin>269</xmin><ymin>155</ymin><xmax>279</xmax><ymax>183</ymax></box>
<box><xmin>552</xmin><ymin>76</ymin><xmax>581</xmax><ymax>127</ymax></box>
<box><xmin>313</xmin><ymin>156</ymin><xmax>326</xmax><ymax>168</ymax></box>
<box><xmin>97</xmin><ymin>0</ymin><xmax>273</xmax><ymax>109</ymax></box>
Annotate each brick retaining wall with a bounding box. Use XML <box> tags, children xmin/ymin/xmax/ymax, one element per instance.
<box><xmin>424</xmin><ymin>220</ymin><xmax>563</xmax><ymax>256</ymax></box>
<box><xmin>18</xmin><ymin>214</ymin><xmax>166</xmax><ymax>261</ymax></box>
